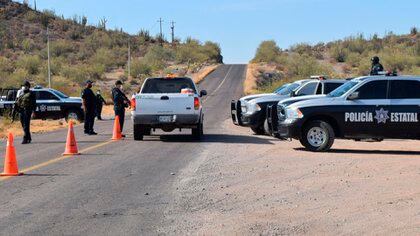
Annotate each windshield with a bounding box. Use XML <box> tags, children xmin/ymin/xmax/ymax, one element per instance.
<box><xmin>328</xmin><ymin>81</ymin><xmax>358</xmax><ymax>97</ymax></box>
<box><xmin>273</xmin><ymin>83</ymin><xmax>289</xmax><ymax>94</ymax></box>
<box><xmin>51</xmin><ymin>89</ymin><xmax>69</xmax><ymax>98</ymax></box>
<box><xmin>276</xmin><ymin>82</ymin><xmax>300</xmax><ymax>95</ymax></box>
<box><xmin>141</xmin><ymin>78</ymin><xmax>197</xmax><ymax>94</ymax></box>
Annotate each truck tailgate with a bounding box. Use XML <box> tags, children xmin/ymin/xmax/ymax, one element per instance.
<box><xmin>135</xmin><ymin>93</ymin><xmax>197</xmax><ymax>115</ymax></box>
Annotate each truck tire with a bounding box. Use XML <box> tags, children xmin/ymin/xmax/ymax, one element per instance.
<box><xmin>192</xmin><ymin>121</ymin><xmax>203</xmax><ymax>140</ymax></box>
<box><xmin>65</xmin><ymin>110</ymin><xmax>83</xmax><ymax>123</ymax></box>
<box><xmin>133</xmin><ymin>124</ymin><xmax>145</xmax><ymax>141</ymax></box>
<box><xmin>251</xmin><ymin>125</ymin><xmax>265</xmax><ymax>135</ymax></box>
<box><xmin>300</xmin><ymin>120</ymin><xmax>335</xmax><ymax>152</ymax></box>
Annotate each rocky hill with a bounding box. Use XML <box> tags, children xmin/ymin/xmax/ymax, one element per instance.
<box><xmin>248</xmin><ymin>30</ymin><xmax>419</xmax><ymax>93</ymax></box>
<box><xmin>0</xmin><ymin>0</ymin><xmax>222</xmax><ymax>96</ymax></box>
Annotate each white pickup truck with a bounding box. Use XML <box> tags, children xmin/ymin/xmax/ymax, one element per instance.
<box><xmin>131</xmin><ymin>76</ymin><xmax>207</xmax><ymax>140</ymax></box>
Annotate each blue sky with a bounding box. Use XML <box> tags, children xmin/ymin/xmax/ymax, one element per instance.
<box><xmin>20</xmin><ymin>0</ymin><xmax>419</xmax><ymax>63</ymax></box>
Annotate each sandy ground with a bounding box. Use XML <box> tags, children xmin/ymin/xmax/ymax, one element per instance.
<box><xmin>0</xmin><ymin>105</ymin><xmax>118</xmax><ymax>139</ymax></box>
<box><xmin>163</xmin><ymin>119</ymin><xmax>420</xmax><ymax>235</ymax></box>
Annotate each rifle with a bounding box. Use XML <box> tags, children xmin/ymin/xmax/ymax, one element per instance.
<box><xmin>10</xmin><ymin>104</ymin><xmax>21</xmax><ymax>123</ymax></box>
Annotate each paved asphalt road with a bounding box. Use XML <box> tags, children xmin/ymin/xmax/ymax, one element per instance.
<box><xmin>0</xmin><ymin>64</ymin><xmax>247</xmax><ymax>235</ymax></box>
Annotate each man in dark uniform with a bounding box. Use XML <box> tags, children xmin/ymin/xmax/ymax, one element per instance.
<box><xmin>81</xmin><ymin>80</ymin><xmax>97</xmax><ymax>135</ymax></box>
<box><xmin>112</xmin><ymin>80</ymin><xmax>130</xmax><ymax>136</ymax></box>
<box><xmin>370</xmin><ymin>56</ymin><xmax>384</xmax><ymax>75</ymax></box>
<box><xmin>15</xmin><ymin>81</ymin><xmax>37</xmax><ymax>144</ymax></box>
<box><xmin>95</xmin><ymin>90</ymin><xmax>107</xmax><ymax>120</ymax></box>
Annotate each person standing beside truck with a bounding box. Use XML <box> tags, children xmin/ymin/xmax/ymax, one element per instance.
<box><xmin>112</xmin><ymin>80</ymin><xmax>130</xmax><ymax>136</ymax></box>
<box><xmin>15</xmin><ymin>81</ymin><xmax>36</xmax><ymax>144</ymax></box>
<box><xmin>81</xmin><ymin>80</ymin><xmax>97</xmax><ymax>135</ymax></box>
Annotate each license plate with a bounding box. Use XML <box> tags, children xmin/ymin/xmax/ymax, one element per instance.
<box><xmin>158</xmin><ymin>116</ymin><xmax>173</xmax><ymax>123</ymax></box>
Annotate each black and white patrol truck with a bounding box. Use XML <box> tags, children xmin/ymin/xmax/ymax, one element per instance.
<box><xmin>0</xmin><ymin>86</ymin><xmax>84</xmax><ymax>122</ymax></box>
<box><xmin>275</xmin><ymin>75</ymin><xmax>420</xmax><ymax>151</ymax></box>
<box><xmin>231</xmin><ymin>76</ymin><xmax>345</xmax><ymax>135</ymax></box>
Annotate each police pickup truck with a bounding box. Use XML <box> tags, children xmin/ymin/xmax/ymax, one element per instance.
<box><xmin>231</xmin><ymin>76</ymin><xmax>345</xmax><ymax>135</ymax></box>
<box><xmin>275</xmin><ymin>75</ymin><xmax>420</xmax><ymax>152</ymax></box>
<box><xmin>0</xmin><ymin>86</ymin><xmax>84</xmax><ymax>122</ymax></box>
<box><xmin>131</xmin><ymin>76</ymin><xmax>207</xmax><ymax>141</ymax></box>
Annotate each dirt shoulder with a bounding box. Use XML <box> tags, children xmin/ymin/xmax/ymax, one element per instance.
<box><xmin>163</xmin><ymin>119</ymin><xmax>420</xmax><ymax>235</ymax></box>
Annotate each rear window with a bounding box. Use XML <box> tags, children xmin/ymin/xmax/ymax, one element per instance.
<box><xmin>389</xmin><ymin>80</ymin><xmax>420</xmax><ymax>99</ymax></box>
<box><xmin>141</xmin><ymin>78</ymin><xmax>197</xmax><ymax>94</ymax></box>
<box><xmin>324</xmin><ymin>82</ymin><xmax>344</xmax><ymax>94</ymax></box>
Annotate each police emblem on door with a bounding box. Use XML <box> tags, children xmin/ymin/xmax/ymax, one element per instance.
<box><xmin>374</xmin><ymin>108</ymin><xmax>389</xmax><ymax>124</ymax></box>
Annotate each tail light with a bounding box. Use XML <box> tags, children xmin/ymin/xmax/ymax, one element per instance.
<box><xmin>131</xmin><ymin>97</ymin><xmax>136</xmax><ymax>110</ymax></box>
<box><xmin>194</xmin><ymin>97</ymin><xmax>200</xmax><ymax>110</ymax></box>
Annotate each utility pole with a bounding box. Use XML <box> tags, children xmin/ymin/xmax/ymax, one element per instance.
<box><xmin>47</xmin><ymin>27</ymin><xmax>51</xmax><ymax>88</ymax></box>
<box><xmin>170</xmin><ymin>21</ymin><xmax>175</xmax><ymax>46</ymax></box>
<box><xmin>158</xmin><ymin>17</ymin><xmax>164</xmax><ymax>46</ymax></box>
<box><xmin>127</xmin><ymin>42</ymin><xmax>131</xmax><ymax>79</ymax></box>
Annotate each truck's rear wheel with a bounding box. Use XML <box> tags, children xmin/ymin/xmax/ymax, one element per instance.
<box><xmin>300</xmin><ymin>120</ymin><xmax>335</xmax><ymax>152</ymax></box>
<box><xmin>192</xmin><ymin>121</ymin><xmax>203</xmax><ymax>140</ymax></box>
<box><xmin>134</xmin><ymin>124</ymin><xmax>145</xmax><ymax>141</ymax></box>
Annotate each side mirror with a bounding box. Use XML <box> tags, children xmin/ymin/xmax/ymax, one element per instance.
<box><xmin>347</xmin><ymin>92</ymin><xmax>359</xmax><ymax>100</ymax></box>
<box><xmin>200</xmin><ymin>90</ymin><xmax>207</xmax><ymax>97</ymax></box>
<box><xmin>290</xmin><ymin>91</ymin><xmax>296</xmax><ymax>97</ymax></box>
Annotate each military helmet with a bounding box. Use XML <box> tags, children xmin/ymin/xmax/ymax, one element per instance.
<box><xmin>371</xmin><ymin>56</ymin><xmax>380</xmax><ymax>63</ymax></box>
<box><xmin>22</xmin><ymin>80</ymin><xmax>31</xmax><ymax>87</ymax></box>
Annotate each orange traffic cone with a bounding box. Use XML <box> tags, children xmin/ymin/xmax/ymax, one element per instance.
<box><xmin>112</xmin><ymin>115</ymin><xmax>123</xmax><ymax>140</ymax></box>
<box><xmin>62</xmin><ymin>121</ymin><xmax>80</xmax><ymax>156</ymax></box>
<box><xmin>1</xmin><ymin>133</ymin><xmax>23</xmax><ymax>176</ymax></box>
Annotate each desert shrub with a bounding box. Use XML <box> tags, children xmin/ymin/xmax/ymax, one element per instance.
<box><xmin>16</xmin><ymin>55</ymin><xmax>42</xmax><ymax>75</ymax></box>
<box><xmin>252</xmin><ymin>40</ymin><xmax>281</xmax><ymax>63</ymax></box>
<box><xmin>0</xmin><ymin>57</ymin><xmax>15</xmax><ymax>74</ymax></box>
<box><xmin>22</xmin><ymin>38</ymin><xmax>33</xmax><ymax>53</ymax></box>
<box><xmin>25</xmin><ymin>10</ymin><xmax>39</xmax><ymax>22</ymax></box>
<box><xmin>144</xmin><ymin>45</ymin><xmax>175</xmax><ymax>70</ymax></box>
<box><xmin>175</xmin><ymin>38</ymin><xmax>208</xmax><ymax>64</ymax></box>
<box><xmin>50</xmin><ymin>39</ymin><xmax>74</xmax><ymax>57</ymax></box>
<box><xmin>86</xmin><ymin>30</ymin><xmax>113</xmax><ymax>50</ymax></box>
<box><xmin>286</xmin><ymin>54</ymin><xmax>333</xmax><ymax>78</ymax></box>
<box><xmin>330</xmin><ymin>44</ymin><xmax>349</xmax><ymax>62</ymax></box>
<box><xmin>202</xmin><ymin>41</ymin><xmax>222</xmax><ymax>63</ymax></box>
<box><xmin>345</xmin><ymin>52</ymin><xmax>361</xmax><ymax>67</ymax></box>
<box><xmin>90</xmin><ymin>47</ymin><xmax>116</xmax><ymax>69</ymax></box>
<box><xmin>131</xmin><ymin>58</ymin><xmax>152</xmax><ymax>78</ymax></box>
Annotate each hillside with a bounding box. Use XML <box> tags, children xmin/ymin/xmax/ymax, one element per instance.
<box><xmin>0</xmin><ymin>0</ymin><xmax>223</xmax><ymax>96</ymax></box>
<box><xmin>247</xmin><ymin>30</ymin><xmax>420</xmax><ymax>94</ymax></box>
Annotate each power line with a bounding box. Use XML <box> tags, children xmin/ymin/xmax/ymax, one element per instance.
<box><xmin>47</xmin><ymin>27</ymin><xmax>51</xmax><ymax>88</ymax></box>
<box><xmin>170</xmin><ymin>21</ymin><xmax>175</xmax><ymax>46</ymax></box>
<box><xmin>158</xmin><ymin>17</ymin><xmax>164</xmax><ymax>46</ymax></box>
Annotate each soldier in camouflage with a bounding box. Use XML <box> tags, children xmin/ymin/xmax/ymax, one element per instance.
<box><xmin>370</xmin><ymin>56</ymin><xmax>384</xmax><ymax>75</ymax></box>
<box><xmin>15</xmin><ymin>81</ymin><xmax>37</xmax><ymax>144</ymax></box>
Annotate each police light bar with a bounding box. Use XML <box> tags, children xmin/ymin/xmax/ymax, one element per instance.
<box><xmin>310</xmin><ymin>75</ymin><xmax>328</xmax><ymax>80</ymax></box>
<box><xmin>165</xmin><ymin>73</ymin><xmax>177</xmax><ymax>79</ymax></box>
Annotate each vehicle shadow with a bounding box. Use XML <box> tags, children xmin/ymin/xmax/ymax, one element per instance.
<box><xmin>157</xmin><ymin>134</ymin><xmax>274</xmax><ymax>144</ymax></box>
<box><xmin>294</xmin><ymin>147</ymin><xmax>420</xmax><ymax>156</ymax></box>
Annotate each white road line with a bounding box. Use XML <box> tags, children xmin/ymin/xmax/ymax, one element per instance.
<box><xmin>203</xmin><ymin>65</ymin><xmax>233</xmax><ymax>103</ymax></box>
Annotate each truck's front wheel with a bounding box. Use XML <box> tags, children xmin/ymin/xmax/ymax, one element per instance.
<box><xmin>300</xmin><ymin>120</ymin><xmax>335</xmax><ymax>152</ymax></box>
<box><xmin>134</xmin><ymin>124</ymin><xmax>145</xmax><ymax>141</ymax></box>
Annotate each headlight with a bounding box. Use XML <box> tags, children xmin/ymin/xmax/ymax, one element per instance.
<box><xmin>245</xmin><ymin>103</ymin><xmax>261</xmax><ymax>114</ymax></box>
<box><xmin>285</xmin><ymin>107</ymin><xmax>304</xmax><ymax>119</ymax></box>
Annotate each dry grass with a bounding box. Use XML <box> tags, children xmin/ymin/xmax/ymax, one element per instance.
<box><xmin>0</xmin><ymin>118</ymin><xmax>68</xmax><ymax>139</ymax></box>
<box><xmin>191</xmin><ymin>64</ymin><xmax>220</xmax><ymax>84</ymax></box>
<box><xmin>243</xmin><ymin>63</ymin><xmax>259</xmax><ymax>95</ymax></box>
